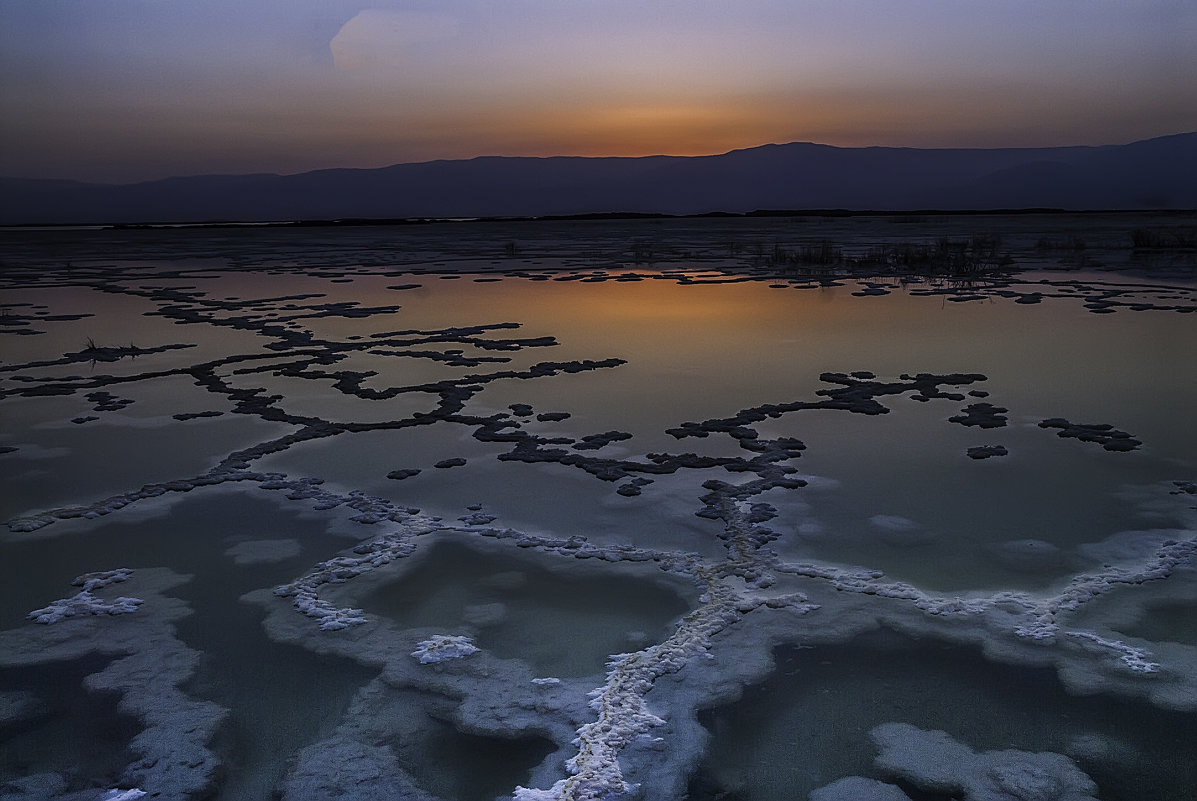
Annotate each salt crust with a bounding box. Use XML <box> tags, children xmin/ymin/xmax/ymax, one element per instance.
<box><xmin>96</xmin><ymin>790</ymin><xmax>148</xmax><ymax>801</ymax></box>
<box><xmin>4</xmin><ymin>234</ymin><xmax>1197</xmax><ymax>801</ymax></box>
<box><xmin>1062</xmin><ymin>559</ymin><xmax>1197</xmax><ymax>640</ymax></box>
<box><xmin>26</xmin><ymin>568</ymin><xmax>143</xmax><ymax>624</ymax></box>
<box><xmin>411</xmin><ymin>634</ymin><xmax>480</xmax><ymax>663</ymax></box>
<box><xmin>0</xmin><ymin>568</ymin><xmax>226</xmax><ymax>800</ymax></box>
<box><xmin>273</xmin><ymin>492</ymin><xmax>1194</xmax><ymax>799</ymax></box>
<box><xmin>3</xmin><ymin>361</ymin><xmax>1193</xmax><ymax>799</ymax></box>
<box><xmin>7</xmin><ymin>467</ymin><xmax>1191</xmax><ymax>799</ymax></box>
<box><xmin>869</xmin><ymin>722</ymin><xmax>1099</xmax><ymax>801</ymax></box>
<box><xmin>276</xmin><ymin>737</ymin><xmax>433</xmax><ymax>801</ymax></box>
<box><xmin>4</xmin><ymin>470</ymin><xmax>1191</xmax><ymax>801</ymax></box>
<box><xmin>262</xmin><ymin>651</ymin><xmax>585</xmax><ymax>801</ymax></box>
<box><xmin>260</xmin><ymin>482</ymin><xmax>1195</xmax><ymax>798</ymax></box>
<box><xmin>809</xmin><ymin>776</ymin><xmax>912</xmax><ymax>801</ymax></box>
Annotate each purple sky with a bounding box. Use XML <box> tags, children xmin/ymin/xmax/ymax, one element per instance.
<box><xmin>2</xmin><ymin>1</ymin><xmax>1195</xmax><ymax>183</ymax></box>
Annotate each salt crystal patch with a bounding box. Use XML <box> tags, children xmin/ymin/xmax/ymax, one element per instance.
<box><xmin>411</xmin><ymin>634</ymin><xmax>479</xmax><ymax>664</ymax></box>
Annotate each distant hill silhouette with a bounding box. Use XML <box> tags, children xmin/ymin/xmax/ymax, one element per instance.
<box><xmin>2</xmin><ymin>133</ymin><xmax>1194</xmax><ymax>225</ymax></box>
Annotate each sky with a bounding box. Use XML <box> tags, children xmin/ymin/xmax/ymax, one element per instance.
<box><xmin>2</xmin><ymin>1</ymin><xmax>1195</xmax><ymax>184</ymax></box>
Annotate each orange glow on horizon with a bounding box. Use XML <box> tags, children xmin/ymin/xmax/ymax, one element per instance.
<box><xmin>368</xmin><ymin>100</ymin><xmax>810</xmax><ymax>164</ymax></box>
<box><xmin>3</xmin><ymin>2</ymin><xmax>1193</xmax><ymax>183</ymax></box>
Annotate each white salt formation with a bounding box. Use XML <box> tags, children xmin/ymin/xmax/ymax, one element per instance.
<box><xmin>1</xmin><ymin>223</ymin><xmax>1194</xmax><ymax>800</ymax></box>
<box><xmin>411</xmin><ymin>634</ymin><xmax>480</xmax><ymax>664</ymax></box>
<box><xmin>869</xmin><ymin>723</ymin><xmax>1100</xmax><ymax>801</ymax></box>
<box><xmin>27</xmin><ymin>569</ymin><xmax>143</xmax><ymax>624</ymax></box>
<box><xmin>2</xmin><ymin>569</ymin><xmax>227</xmax><ymax>799</ymax></box>
<box><xmin>97</xmin><ymin>790</ymin><xmax>148</xmax><ymax>801</ymax></box>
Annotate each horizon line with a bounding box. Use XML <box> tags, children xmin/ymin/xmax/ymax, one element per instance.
<box><xmin>5</xmin><ymin>131</ymin><xmax>1193</xmax><ymax>188</ymax></box>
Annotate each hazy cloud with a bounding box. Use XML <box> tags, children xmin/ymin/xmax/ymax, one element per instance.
<box><xmin>2</xmin><ymin>0</ymin><xmax>1193</xmax><ymax>182</ymax></box>
<box><xmin>331</xmin><ymin>9</ymin><xmax>460</xmax><ymax>71</ymax></box>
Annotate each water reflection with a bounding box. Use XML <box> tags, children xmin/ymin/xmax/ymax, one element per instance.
<box><xmin>1</xmin><ymin>219</ymin><xmax>1193</xmax><ymax>800</ymax></box>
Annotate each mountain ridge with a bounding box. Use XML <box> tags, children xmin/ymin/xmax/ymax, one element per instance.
<box><xmin>2</xmin><ymin>134</ymin><xmax>1193</xmax><ymax>225</ymax></box>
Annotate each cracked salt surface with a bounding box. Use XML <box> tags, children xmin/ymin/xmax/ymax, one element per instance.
<box><xmin>1</xmin><ymin>216</ymin><xmax>1195</xmax><ymax>800</ymax></box>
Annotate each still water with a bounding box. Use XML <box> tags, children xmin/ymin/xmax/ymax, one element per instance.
<box><xmin>1</xmin><ymin>216</ymin><xmax>1194</xmax><ymax>800</ymax></box>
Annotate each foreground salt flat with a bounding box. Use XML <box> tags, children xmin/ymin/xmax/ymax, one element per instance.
<box><xmin>0</xmin><ymin>214</ymin><xmax>1195</xmax><ymax>801</ymax></box>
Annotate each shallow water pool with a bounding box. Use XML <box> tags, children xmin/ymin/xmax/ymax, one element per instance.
<box><xmin>1</xmin><ymin>216</ymin><xmax>1194</xmax><ymax>800</ymax></box>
